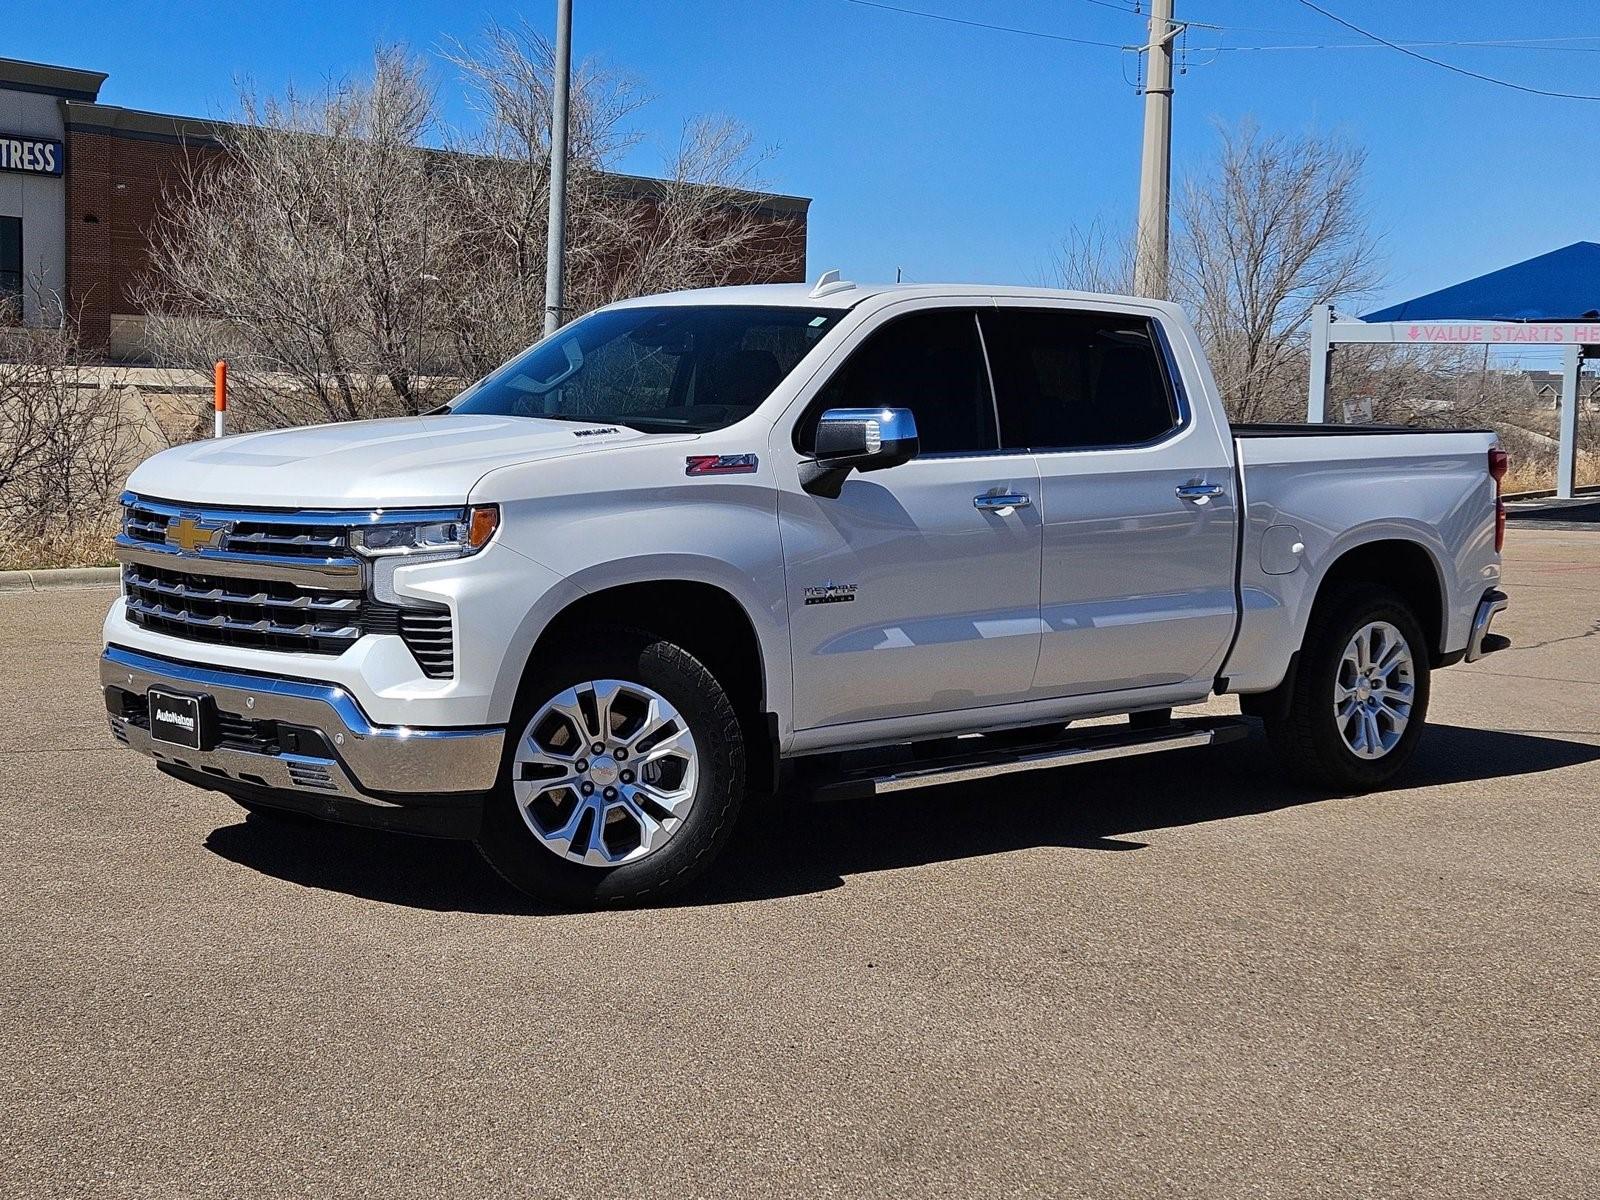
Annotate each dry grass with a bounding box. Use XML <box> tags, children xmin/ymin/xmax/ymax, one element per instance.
<box><xmin>1502</xmin><ymin>452</ymin><xmax>1600</xmax><ymax>497</ymax></box>
<box><xmin>0</xmin><ymin>523</ymin><xmax>117</xmax><ymax>571</ymax></box>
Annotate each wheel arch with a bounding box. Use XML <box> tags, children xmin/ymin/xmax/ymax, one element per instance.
<box><xmin>1309</xmin><ymin>537</ymin><xmax>1447</xmax><ymax>663</ymax></box>
<box><xmin>1241</xmin><ymin>534</ymin><xmax>1445</xmax><ymax>724</ymax></box>
<box><xmin>498</xmin><ymin>570</ymin><xmax>783</xmax><ymax>791</ymax></box>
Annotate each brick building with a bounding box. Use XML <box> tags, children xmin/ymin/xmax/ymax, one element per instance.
<box><xmin>0</xmin><ymin>55</ymin><xmax>810</xmax><ymax>360</ymax></box>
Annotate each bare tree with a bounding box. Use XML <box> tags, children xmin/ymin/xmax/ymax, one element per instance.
<box><xmin>1048</xmin><ymin>218</ymin><xmax>1135</xmax><ymax>296</ymax></box>
<box><xmin>140</xmin><ymin>47</ymin><xmax>452</xmax><ymax>428</ymax></box>
<box><xmin>436</xmin><ymin>22</ymin><xmax>650</xmax><ymax>376</ymax></box>
<box><xmin>1050</xmin><ymin>120</ymin><xmax>1381</xmax><ymax>423</ymax></box>
<box><xmin>438</xmin><ymin>22</ymin><xmax>788</xmax><ymax>377</ymax></box>
<box><xmin>1178</xmin><ymin>122</ymin><xmax>1381</xmax><ymax>422</ymax></box>
<box><xmin>0</xmin><ymin>321</ymin><xmax>139</xmax><ymax>561</ymax></box>
<box><xmin>140</xmin><ymin>29</ymin><xmax>792</xmax><ymax>419</ymax></box>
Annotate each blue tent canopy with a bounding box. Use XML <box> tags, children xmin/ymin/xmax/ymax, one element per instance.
<box><xmin>1363</xmin><ymin>241</ymin><xmax>1600</xmax><ymax>323</ymax></box>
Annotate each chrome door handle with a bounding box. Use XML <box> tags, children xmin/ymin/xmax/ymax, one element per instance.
<box><xmin>1176</xmin><ymin>483</ymin><xmax>1225</xmax><ymax>503</ymax></box>
<box><xmin>973</xmin><ymin>492</ymin><xmax>1031</xmax><ymax>512</ymax></box>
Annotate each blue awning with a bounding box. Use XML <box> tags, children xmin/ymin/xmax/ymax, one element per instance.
<box><xmin>1363</xmin><ymin>241</ymin><xmax>1600</xmax><ymax>323</ymax></box>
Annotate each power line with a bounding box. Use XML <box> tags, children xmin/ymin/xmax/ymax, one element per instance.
<box><xmin>1293</xmin><ymin>0</ymin><xmax>1600</xmax><ymax>101</ymax></box>
<box><xmin>841</xmin><ymin>0</ymin><xmax>1125</xmax><ymax>49</ymax></box>
<box><xmin>1217</xmin><ymin>35</ymin><xmax>1600</xmax><ymax>54</ymax></box>
<box><xmin>1071</xmin><ymin>0</ymin><xmax>1143</xmax><ymax>13</ymax></box>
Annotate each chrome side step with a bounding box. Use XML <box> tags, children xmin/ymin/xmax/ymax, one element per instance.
<box><xmin>809</xmin><ymin>717</ymin><xmax>1251</xmax><ymax>802</ymax></box>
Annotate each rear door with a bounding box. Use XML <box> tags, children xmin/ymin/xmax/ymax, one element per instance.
<box><xmin>779</xmin><ymin>306</ymin><xmax>1043</xmax><ymax>729</ymax></box>
<box><xmin>980</xmin><ymin>304</ymin><xmax>1238</xmax><ymax>698</ymax></box>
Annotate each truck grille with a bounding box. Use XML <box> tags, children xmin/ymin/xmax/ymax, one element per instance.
<box><xmin>121</xmin><ymin>496</ymin><xmax>354</xmax><ymax>559</ymax></box>
<box><xmin>122</xmin><ymin>563</ymin><xmax>363</xmax><ymax>655</ymax></box>
<box><xmin>118</xmin><ymin>495</ymin><xmax>459</xmax><ymax>675</ymax></box>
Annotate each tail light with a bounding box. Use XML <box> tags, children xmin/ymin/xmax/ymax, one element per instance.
<box><xmin>1488</xmin><ymin>448</ymin><xmax>1508</xmax><ymax>553</ymax></box>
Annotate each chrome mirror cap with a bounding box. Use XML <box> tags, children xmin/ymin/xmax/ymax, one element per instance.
<box><xmin>801</xmin><ymin>407</ymin><xmax>920</xmax><ymax>498</ymax></box>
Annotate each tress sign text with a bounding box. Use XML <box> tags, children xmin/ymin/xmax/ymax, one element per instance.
<box><xmin>0</xmin><ymin>135</ymin><xmax>63</xmax><ymax>177</ymax></box>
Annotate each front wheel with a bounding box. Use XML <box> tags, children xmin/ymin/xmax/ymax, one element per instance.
<box><xmin>1263</xmin><ymin>583</ymin><xmax>1431</xmax><ymax>792</ymax></box>
<box><xmin>476</xmin><ymin>629</ymin><xmax>746</xmax><ymax>908</ymax></box>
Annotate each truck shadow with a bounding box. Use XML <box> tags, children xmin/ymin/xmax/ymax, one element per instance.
<box><xmin>203</xmin><ymin>722</ymin><xmax>1600</xmax><ymax>914</ymax></box>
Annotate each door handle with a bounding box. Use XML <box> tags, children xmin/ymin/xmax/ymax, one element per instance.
<box><xmin>1176</xmin><ymin>483</ymin><xmax>1225</xmax><ymax>504</ymax></box>
<box><xmin>974</xmin><ymin>492</ymin><xmax>1031</xmax><ymax>512</ymax></box>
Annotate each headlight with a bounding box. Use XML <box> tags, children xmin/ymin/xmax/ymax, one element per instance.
<box><xmin>349</xmin><ymin>505</ymin><xmax>500</xmax><ymax>560</ymax></box>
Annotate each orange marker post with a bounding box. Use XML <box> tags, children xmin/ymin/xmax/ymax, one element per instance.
<box><xmin>213</xmin><ymin>360</ymin><xmax>227</xmax><ymax>438</ymax></box>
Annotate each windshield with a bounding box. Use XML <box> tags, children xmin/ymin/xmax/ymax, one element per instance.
<box><xmin>448</xmin><ymin>305</ymin><xmax>843</xmax><ymax>433</ymax></box>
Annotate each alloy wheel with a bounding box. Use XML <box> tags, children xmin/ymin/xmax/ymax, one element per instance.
<box><xmin>512</xmin><ymin>679</ymin><xmax>699</xmax><ymax>866</ymax></box>
<box><xmin>1334</xmin><ymin>620</ymin><xmax>1415</xmax><ymax>760</ymax></box>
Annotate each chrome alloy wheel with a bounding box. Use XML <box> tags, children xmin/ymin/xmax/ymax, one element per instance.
<box><xmin>512</xmin><ymin>679</ymin><xmax>699</xmax><ymax>866</ymax></box>
<box><xmin>1334</xmin><ymin>620</ymin><xmax>1415</xmax><ymax>760</ymax></box>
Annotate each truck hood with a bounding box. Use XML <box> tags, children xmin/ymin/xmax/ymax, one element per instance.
<box><xmin>125</xmin><ymin>414</ymin><xmax>654</xmax><ymax>508</ymax></box>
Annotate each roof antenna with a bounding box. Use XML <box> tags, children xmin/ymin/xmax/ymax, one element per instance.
<box><xmin>896</xmin><ymin>267</ymin><xmax>902</xmax><ymax>283</ymax></box>
<box><xmin>810</xmin><ymin>268</ymin><xmax>856</xmax><ymax>298</ymax></box>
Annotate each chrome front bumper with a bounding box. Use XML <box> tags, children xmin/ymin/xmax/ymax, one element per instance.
<box><xmin>101</xmin><ymin>645</ymin><xmax>505</xmax><ymax>804</ymax></box>
<box><xmin>1465</xmin><ymin>588</ymin><xmax>1510</xmax><ymax>662</ymax></box>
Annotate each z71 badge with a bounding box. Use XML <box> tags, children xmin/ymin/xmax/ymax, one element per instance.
<box><xmin>803</xmin><ymin>582</ymin><xmax>857</xmax><ymax>606</ymax></box>
<box><xmin>685</xmin><ymin>454</ymin><xmax>758</xmax><ymax>476</ymax></box>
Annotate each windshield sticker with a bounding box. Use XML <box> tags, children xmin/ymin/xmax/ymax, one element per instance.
<box><xmin>686</xmin><ymin>454</ymin><xmax>759</xmax><ymax>477</ymax></box>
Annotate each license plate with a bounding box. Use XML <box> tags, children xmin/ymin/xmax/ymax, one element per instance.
<box><xmin>148</xmin><ymin>689</ymin><xmax>209</xmax><ymax>749</ymax></box>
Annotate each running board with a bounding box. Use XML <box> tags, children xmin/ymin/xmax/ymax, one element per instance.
<box><xmin>808</xmin><ymin>717</ymin><xmax>1251</xmax><ymax>803</ymax></box>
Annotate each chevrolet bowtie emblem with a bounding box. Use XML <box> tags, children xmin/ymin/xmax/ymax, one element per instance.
<box><xmin>166</xmin><ymin>515</ymin><xmax>230</xmax><ymax>554</ymax></box>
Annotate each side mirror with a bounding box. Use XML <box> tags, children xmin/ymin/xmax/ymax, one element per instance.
<box><xmin>800</xmin><ymin>408</ymin><xmax>920</xmax><ymax>497</ymax></box>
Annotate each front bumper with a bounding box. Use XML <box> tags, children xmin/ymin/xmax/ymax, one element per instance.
<box><xmin>102</xmin><ymin>646</ymin><xmax>505</xmax><ymax>827</ymax></box>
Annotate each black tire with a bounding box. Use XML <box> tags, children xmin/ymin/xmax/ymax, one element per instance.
<box><xmin>1263</xmin><ymin>582</ymin><xmax>1431</xmax><ymax>793</ymax></box>
<box><xmin>476</xmin><ymin>628</ymin><xmax>746</xmax><ymax>908</ymax></box>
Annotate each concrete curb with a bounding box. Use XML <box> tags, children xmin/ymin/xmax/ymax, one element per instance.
<box><xmin>0</xmin><ymin>566</ymin><xmax>120</xmax><ymax>592</ymax></box>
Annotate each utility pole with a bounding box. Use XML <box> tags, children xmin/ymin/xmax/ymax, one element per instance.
<box><xmin>543</xmin><ymin>0</ymin><xmax>573</xmax><ymax>336</ymax></box>
<box><xmin>1134</xmin><ymin>0</ymin><xmax>1177</xmax><ymax>300</ymax></box>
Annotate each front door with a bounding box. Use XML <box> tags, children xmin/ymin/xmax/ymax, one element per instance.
<box><xmin>980</xmin><ymin>305</ymin><xmax>1239</xmax><ymax>698</ymax></box>
<box><xmin>779</xmin><ymin>307</ymin><xmax>1043</xmax><ymax>729</ymax></box>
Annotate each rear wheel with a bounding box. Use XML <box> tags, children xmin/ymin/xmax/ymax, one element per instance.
<box><xmin>477</xmin><ymin>629</ymin><xmax>746</xmax><ymax>908</ymax></box>
<box><xmin>1263</xmin><ymin>583</ymin><xmax>1431</xmax><ymax>792</ymax></box>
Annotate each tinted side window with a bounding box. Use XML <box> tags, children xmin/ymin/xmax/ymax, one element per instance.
<box><xmin>981</xmin><ymin>311</ymin><xmax>1178</xmax><ymax>450</ymax></box>
<box><xmin>798</xmin><ymin>310</ymin><xmax>998</xmax><ymax>455</ymax></box>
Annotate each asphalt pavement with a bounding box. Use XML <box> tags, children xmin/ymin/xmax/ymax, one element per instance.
<box><xmin>2</xmin><ymin>529</ymin><xmax>1597</xmax><ymax>1198</ymax></box>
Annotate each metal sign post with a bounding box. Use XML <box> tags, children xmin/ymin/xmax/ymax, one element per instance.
<box><xmin>1308</xmin><ymin>306</ymin><xmax>1595</xmax><ymax>499</ymax></box>
<box><xmin>213</xmin><ymin>360</ymin><xmax>227</xmax><ymax>438</ymax></box>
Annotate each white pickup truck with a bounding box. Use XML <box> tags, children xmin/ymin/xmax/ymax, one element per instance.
<box><xmin>101</xmin><ymin>279</ymin><xmax>1511</xmax><ymax>906</ymax></box>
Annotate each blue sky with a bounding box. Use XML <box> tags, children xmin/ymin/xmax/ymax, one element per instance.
<box><xmin>14</xmin><ymin>0</ymin><xmax>1600</xmax><ymax>314</ymax></box>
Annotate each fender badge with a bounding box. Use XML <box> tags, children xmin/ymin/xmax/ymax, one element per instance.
<box><xmin>804</xmin><ymin>582</ymin><xmax>857</xmax><ymax>606</ymax></box>
<box><xmin>573</xmin><ymin>426</ymin><xmax>621</xmax><ymax>437</ymax></box>
<box><xmin>686</xmin><ymin>454</ymin><xmax>758</xmax><ymax>476</ymax></box>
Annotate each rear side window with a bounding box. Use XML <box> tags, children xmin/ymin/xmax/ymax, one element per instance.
<box><xmin>981</xmin><ymin>310</ymin><xmax>1179</xmax><ymax>450</ymax></box>
<box><xmin>798</xmin><ymin>310</ymin><xmax>998</xmax><ymax>456</ymax></box>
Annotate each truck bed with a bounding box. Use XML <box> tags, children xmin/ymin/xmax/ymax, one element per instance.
<box><xmin>1221</xmin><ymin>423</ymin><xmax>1500</xmax><ymax>693</ymax></box>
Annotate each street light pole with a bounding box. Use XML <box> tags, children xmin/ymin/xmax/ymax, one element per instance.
<box><xmin>543</xmin><ymin>0</ymin><xmax>573</xmax><ymax>336</ymax></box>
<box><xmin>1133</xmin><ymin>0</ymin><xmax>1176</xmax><ymax>300</ymax></box>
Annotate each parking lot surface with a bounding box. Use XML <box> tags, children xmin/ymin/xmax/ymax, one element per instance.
<box><xmin>2</xmin><ymin>529</ymin><xmax>1597</xmax><ymax>1199</ymax></box>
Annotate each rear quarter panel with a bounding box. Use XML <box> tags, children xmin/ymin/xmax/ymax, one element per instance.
<box><xmin>1225</xmin><ymin>431</ymin><xmax>1500</xmax><ymax>693</ymax></box>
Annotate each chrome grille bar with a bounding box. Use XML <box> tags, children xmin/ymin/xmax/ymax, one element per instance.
<box><xmin>124</xmin><ymin>567</ymin><xmax>360</xmax><ymax>614</ymax></box>
<box><xmin>118</xmin><ymin>494</ymin><xmax>459</xmax><ymax>673</ymax></box>
<box><xmin>125</xmin><ymin>594</ymin><xmax>361</xmax><ymax>643</ymax></box>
